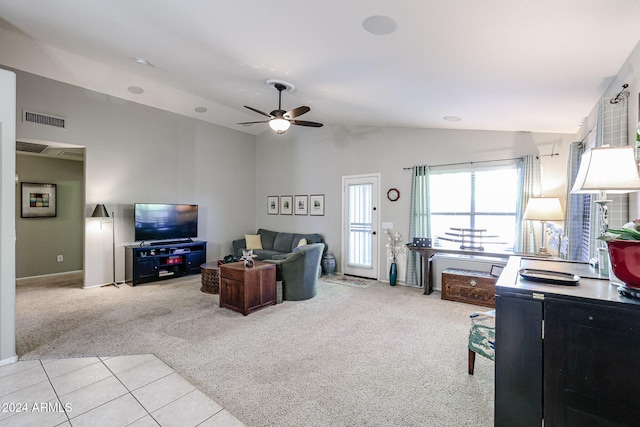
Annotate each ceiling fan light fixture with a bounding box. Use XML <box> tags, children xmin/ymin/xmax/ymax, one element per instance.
<box><xmin>269</xmin><ymin>118</ymin><xmax>290</xmax><ymax>134</ymax></box>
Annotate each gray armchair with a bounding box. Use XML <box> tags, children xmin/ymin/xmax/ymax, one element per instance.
<box><xmin>265</xmin><ymin>243</ymin><xmax>324</xmax><ymax>301</ymax></box>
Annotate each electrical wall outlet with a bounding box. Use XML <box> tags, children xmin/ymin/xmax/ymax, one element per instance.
<box><xmin>56</xmin><ymin>255</ymin><xmax>63</xmax><ymax>262</ymax></box>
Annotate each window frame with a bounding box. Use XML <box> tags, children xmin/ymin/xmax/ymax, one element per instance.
<box><xmin>429</xmin><ymin>162</ymin><xmax>519</xmax><ymax>249</ymax></box>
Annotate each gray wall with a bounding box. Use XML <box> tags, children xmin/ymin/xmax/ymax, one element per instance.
<box><xmin>9</xmin><ymin>67</ymin><xmax>257</xmax><ymax>287</ymax></box>
<box><xmin>255</xmin><ymin>125</ymin><xmax>575</xmax><ymax>280</ymax></box>
<box><xmin>15</xmin><ymin>155</ymin><xmax>84</xmax><ymax>277</ymax></box>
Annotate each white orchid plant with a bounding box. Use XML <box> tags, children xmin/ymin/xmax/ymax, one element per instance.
<box><xmin>385</xmin><ymin>229</ymin><xmax>406</xmax><ymax>263</ymax></box>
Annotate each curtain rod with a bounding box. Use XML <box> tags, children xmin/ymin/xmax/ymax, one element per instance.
<box><xmin>403</xmin><ymin>155</ymin><xmax>525</xmax><ymax>170</ymax></box>
<box><xmin>609</xmin><ymin>83</ymin><xmax>629</xmax><ymax>105</ymax></box>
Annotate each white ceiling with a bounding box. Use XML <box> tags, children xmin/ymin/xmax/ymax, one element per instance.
<box><xmin>1</xmin><ymin>0</ymin><xmax>640</xmax><ymax>136</ymax></box>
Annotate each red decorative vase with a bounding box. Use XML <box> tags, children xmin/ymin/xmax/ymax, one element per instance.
<box><xmin>607</xmin><ymin>240</ymin><xmax>640</xmax><ymax>289</ymax></box>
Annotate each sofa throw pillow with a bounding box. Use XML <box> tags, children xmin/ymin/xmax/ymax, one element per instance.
<box><xmin>245</xmin><ymin>234</ymin><xmax>263</xmax><ymax>250</ymax></box>
<box><xmin>297</xmin><ymin>238</ymin><xmax>308</xmax><ymax>247</ymax></box>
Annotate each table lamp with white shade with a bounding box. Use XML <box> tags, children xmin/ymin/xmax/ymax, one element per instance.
<box><xmin>523</xmin><ymin>197</ymin><xmax>564</xmax><ymax>255</ymax></box>
<box><xmin>571</xmin><ymin>145</ymin><xmax>640</xmax><ymax>232</ymax></box>
<box><xmin>570</xmin><ymin>145</ymin><xmax>640</xmax><ymax>280</ymax></box>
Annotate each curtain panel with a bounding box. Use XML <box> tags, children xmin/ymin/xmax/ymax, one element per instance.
<box><xmin>406</xmin><ymin>165</ymin><xmax>430</xmax><ymax>286</ymax></box>
<box><xmin>514</xmin><ymin>155</ymin><xmax>542</xmax><ymax>253</ymax></box>
<box><xmin>563</xmin><ymin>141</ymin><xmax>586</xmax><ymax>261</ymax></box>
<box><xmin>590</xmin><ymin>95</ymin><xmax>629</xmax><ymax>257</ymax></box>
<box><xmin>563</xmin><ymin>91</ymin><xmax>629</xmax><ymax>262</ymax></box>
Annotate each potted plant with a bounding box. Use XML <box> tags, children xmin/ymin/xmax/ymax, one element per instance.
<box><xmin>599</xmin><ymin>220</ymin><xmax>640</xmax><ymax>288</ymax></box>
<box><xmin>385</xmin><ymin>229</ymin><xmax>406</xmax><ymax>286</ymax></box>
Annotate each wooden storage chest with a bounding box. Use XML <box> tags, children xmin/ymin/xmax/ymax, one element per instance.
<box><xmin>441</xmin><ymin>268</ymin><xmax>496</xmax><ymax>307</ymax></box>
<box><xmin>219</xmin><ymin>261</ymin><xmax>276</xmax><ymax>315</ymax></box>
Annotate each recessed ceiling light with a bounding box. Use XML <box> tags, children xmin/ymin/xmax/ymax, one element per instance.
<box><xmin>194</xmin><ymin>107</ymin><xmax>207</xmax><ymax>113</ymax></box>
<box><xmin>127</xmin><ymin>86</ymin><xmax>144</xmax><ymax>95</ymax></box>
<box><xmin>443</xmin><ymin>116</ymin><xmax>462</xmax><ymax>122</ymax></box>
<box><xmin>363</xmin><ymin>15</ymin><xmax>397</xmax><ymax>35</ymax></box>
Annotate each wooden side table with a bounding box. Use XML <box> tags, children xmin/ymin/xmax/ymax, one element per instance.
<box><xmin>219</xmin><ymin>261</ymin><xmax>276</xmax><ymax>315</ymax></box>
<box><xmin>200</xmin><ymin>262</ymin><xmax>220</xmax><ymax>294</ymax></box>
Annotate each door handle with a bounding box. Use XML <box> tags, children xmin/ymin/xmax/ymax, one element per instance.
<box><xmin>372</xmin><ymin>231</ymin><xmax>377</xmax><ymax>235</ymax></box>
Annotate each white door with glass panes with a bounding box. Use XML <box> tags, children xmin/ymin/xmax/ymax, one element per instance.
<box><xmin>342</xmin><ymin>174</ymin><xmax>379</xmax><ymax>279</ymax></box>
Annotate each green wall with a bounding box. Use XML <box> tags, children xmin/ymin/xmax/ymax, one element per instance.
<box><xmin>15</xmin><ymin>154</ymin><xmax>84</xmax><ymax>277</ymax></box>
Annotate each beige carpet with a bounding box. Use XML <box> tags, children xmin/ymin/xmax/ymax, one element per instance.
<box><xmin>15</xmin><ymin>274</ymin><xmax>494</xmax><ymax>427</ymax></box>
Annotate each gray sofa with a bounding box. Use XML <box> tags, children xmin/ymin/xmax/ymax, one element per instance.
<box><xmin>232</xmin><ymin>228</ymin><xmax>325</xmax><ymax>260</ymax></box>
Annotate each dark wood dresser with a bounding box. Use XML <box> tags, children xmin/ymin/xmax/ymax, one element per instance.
<box><xmin>495</xmin><ymin>257</ymin><xmax>640</xmax><ymax>426</ymax></box>
<box><xmin>219</xmin><ymin>261</ymin><xmax>276</xmax><ymax>316</ymax></box>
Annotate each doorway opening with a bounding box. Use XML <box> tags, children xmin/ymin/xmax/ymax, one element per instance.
<box><xmin>15</xmin><ymin>140</ymin><xmax>85</xmax><ymax>285</ymax></box>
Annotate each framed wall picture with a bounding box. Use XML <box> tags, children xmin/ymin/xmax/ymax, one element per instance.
<box><xmin>267</xmin><ymin>196</ymin><xmax>279</xmax><ymax>215</ymax></box>
<box><xmin>309</xmin><ymin>194</ymin><xmax>325</xmax><ymax>216</ymax></box>
<box><xmin>280</xmin><ymin>195</ymin><xmax>293</xmax><ymax>215</ymax></box>
<box><xmin>294</xmin><ymin>195</ymin><xmax>308</xmax><ymax>215</ymax></box>
<box><xmin>21</xmin><ymin>182</ymin><xmax>57</xmax><ymax>218</ymax></box>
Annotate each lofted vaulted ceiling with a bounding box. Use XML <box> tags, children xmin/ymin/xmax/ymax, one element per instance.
<box><xmin>1</xmin><ymin>0</ymin><xmax>640</xmax><ymax>136</ymax></box>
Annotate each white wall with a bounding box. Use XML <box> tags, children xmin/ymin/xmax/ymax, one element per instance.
<box><xmin>0</xmin><ymin>68</ymin><xmax>17</xmax><ymax>365</ymax></box>
<box><xmin>256</xmin><ymin>125</ymin><xmax>574</xmax><ymax>280</ymax></box>
<box><xmin>11</xmin><ymin>69</ymin><xmax>258</xmax><ymax>287</ymax></box>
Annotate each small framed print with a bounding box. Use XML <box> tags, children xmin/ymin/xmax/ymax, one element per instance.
<box><xmin>21</xmin><ymin>182</ymin><xmax>57</xmax><ymax>218</ymax></box>
<box><xmin>280</xmin><ymin>195</ymin><xmax>293</xmax><ymax>215</ymax></box>
<box><xmin>294</xmin><ymin>195</ymin><xmax>308</xmax><ymax>215</ymax></box>
<box><xmin>309</xmin><ymin>194</ymin><xmax>325</xmax><ymax>216</ymax></box>
<box><xmin>490</xmin><ymin>265</ymin><xmax>504</xmax><ymax>277</ymax></box>
<box><xmin>267</xmin><ymin>196</ymin><xmax>279</xmax><ymax>215</ymax></box>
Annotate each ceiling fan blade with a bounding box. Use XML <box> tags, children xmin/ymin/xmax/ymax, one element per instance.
<box><xmin>244</xmin><ymin>105</ymin><xmax>272</xmax><ymax>118</ymax></box>
<box><xmin>291</xmin><ymin>120</ymin><xmax>323</xmax><ymax>128</ymax></box>
<box><xmin>284</xmin><ymin>106</ymin><xmax>310</xmax><ymax>119</ymax></box>
<box><xmin>237</xmin><ymin>120</ymin><xmax>270</xmax><ymax>125</ymax></box>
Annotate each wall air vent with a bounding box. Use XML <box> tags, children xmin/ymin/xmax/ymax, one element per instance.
<box><xmin>16</xmin><ymin>141</ymin><xmax>48</xmax><ymax>153</ymax></box>
<box><xmin>23</xmin><ymin>110</ymin><xmax>66</xmax><ymax>129</ymax></box>
<box><xmin>58</xmin><ymin>150</ymin><xmax>84</xmax><ymax>159</ymax></box>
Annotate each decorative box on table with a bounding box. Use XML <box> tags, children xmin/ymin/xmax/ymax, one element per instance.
<box><xmin>412</xmin><ymin>237</ymin><xmax>432</xmax><ymax>247</ymax></box>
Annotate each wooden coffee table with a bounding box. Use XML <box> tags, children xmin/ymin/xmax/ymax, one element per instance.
<box><xmin>219</xmin><ymin>261</ymin><xmax>276</xmax><ymax>315</ymax></box>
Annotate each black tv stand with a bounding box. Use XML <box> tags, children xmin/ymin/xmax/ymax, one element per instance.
<box><xmin>145</xmin><ymin>238</ymin><xmax>193</xmax><ymax>246</ymax></box>
<box><xmin>125</xmin><ymin>240</ymin><xmax>206</xmax><ymax>285</ymax></box>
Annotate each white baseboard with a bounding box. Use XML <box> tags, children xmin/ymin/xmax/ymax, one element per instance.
<box><xmin>16</xmin><ymin>270</ymin><xmax>83</xmax><ymax>282</ymax></box>
<box><xmin>0</xmin><ymin>355</ymin><xmax>18</xmax><ymax>366</ymax></box>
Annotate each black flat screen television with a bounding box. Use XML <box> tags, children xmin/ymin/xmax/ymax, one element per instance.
<box><xmin>134</xmin><ymin>203</ymin><xmax>198</xmax><ymax>242</ymax></box>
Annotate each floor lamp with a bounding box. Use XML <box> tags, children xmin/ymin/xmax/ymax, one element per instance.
<box><xmin>91</xmin><ymin>204</ymin><xmax>118</xmax><ymax>288</ymax></box>
<box><xmin>523</xmin><ymin>197</ymin><xmax>564</xmax><ymax>255</ymax></box>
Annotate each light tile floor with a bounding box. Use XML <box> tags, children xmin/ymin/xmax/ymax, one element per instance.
<box><xmin>0</xmin><ymin>354</ymin><xmax>245</xmax><ymax>427</ymax></box>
